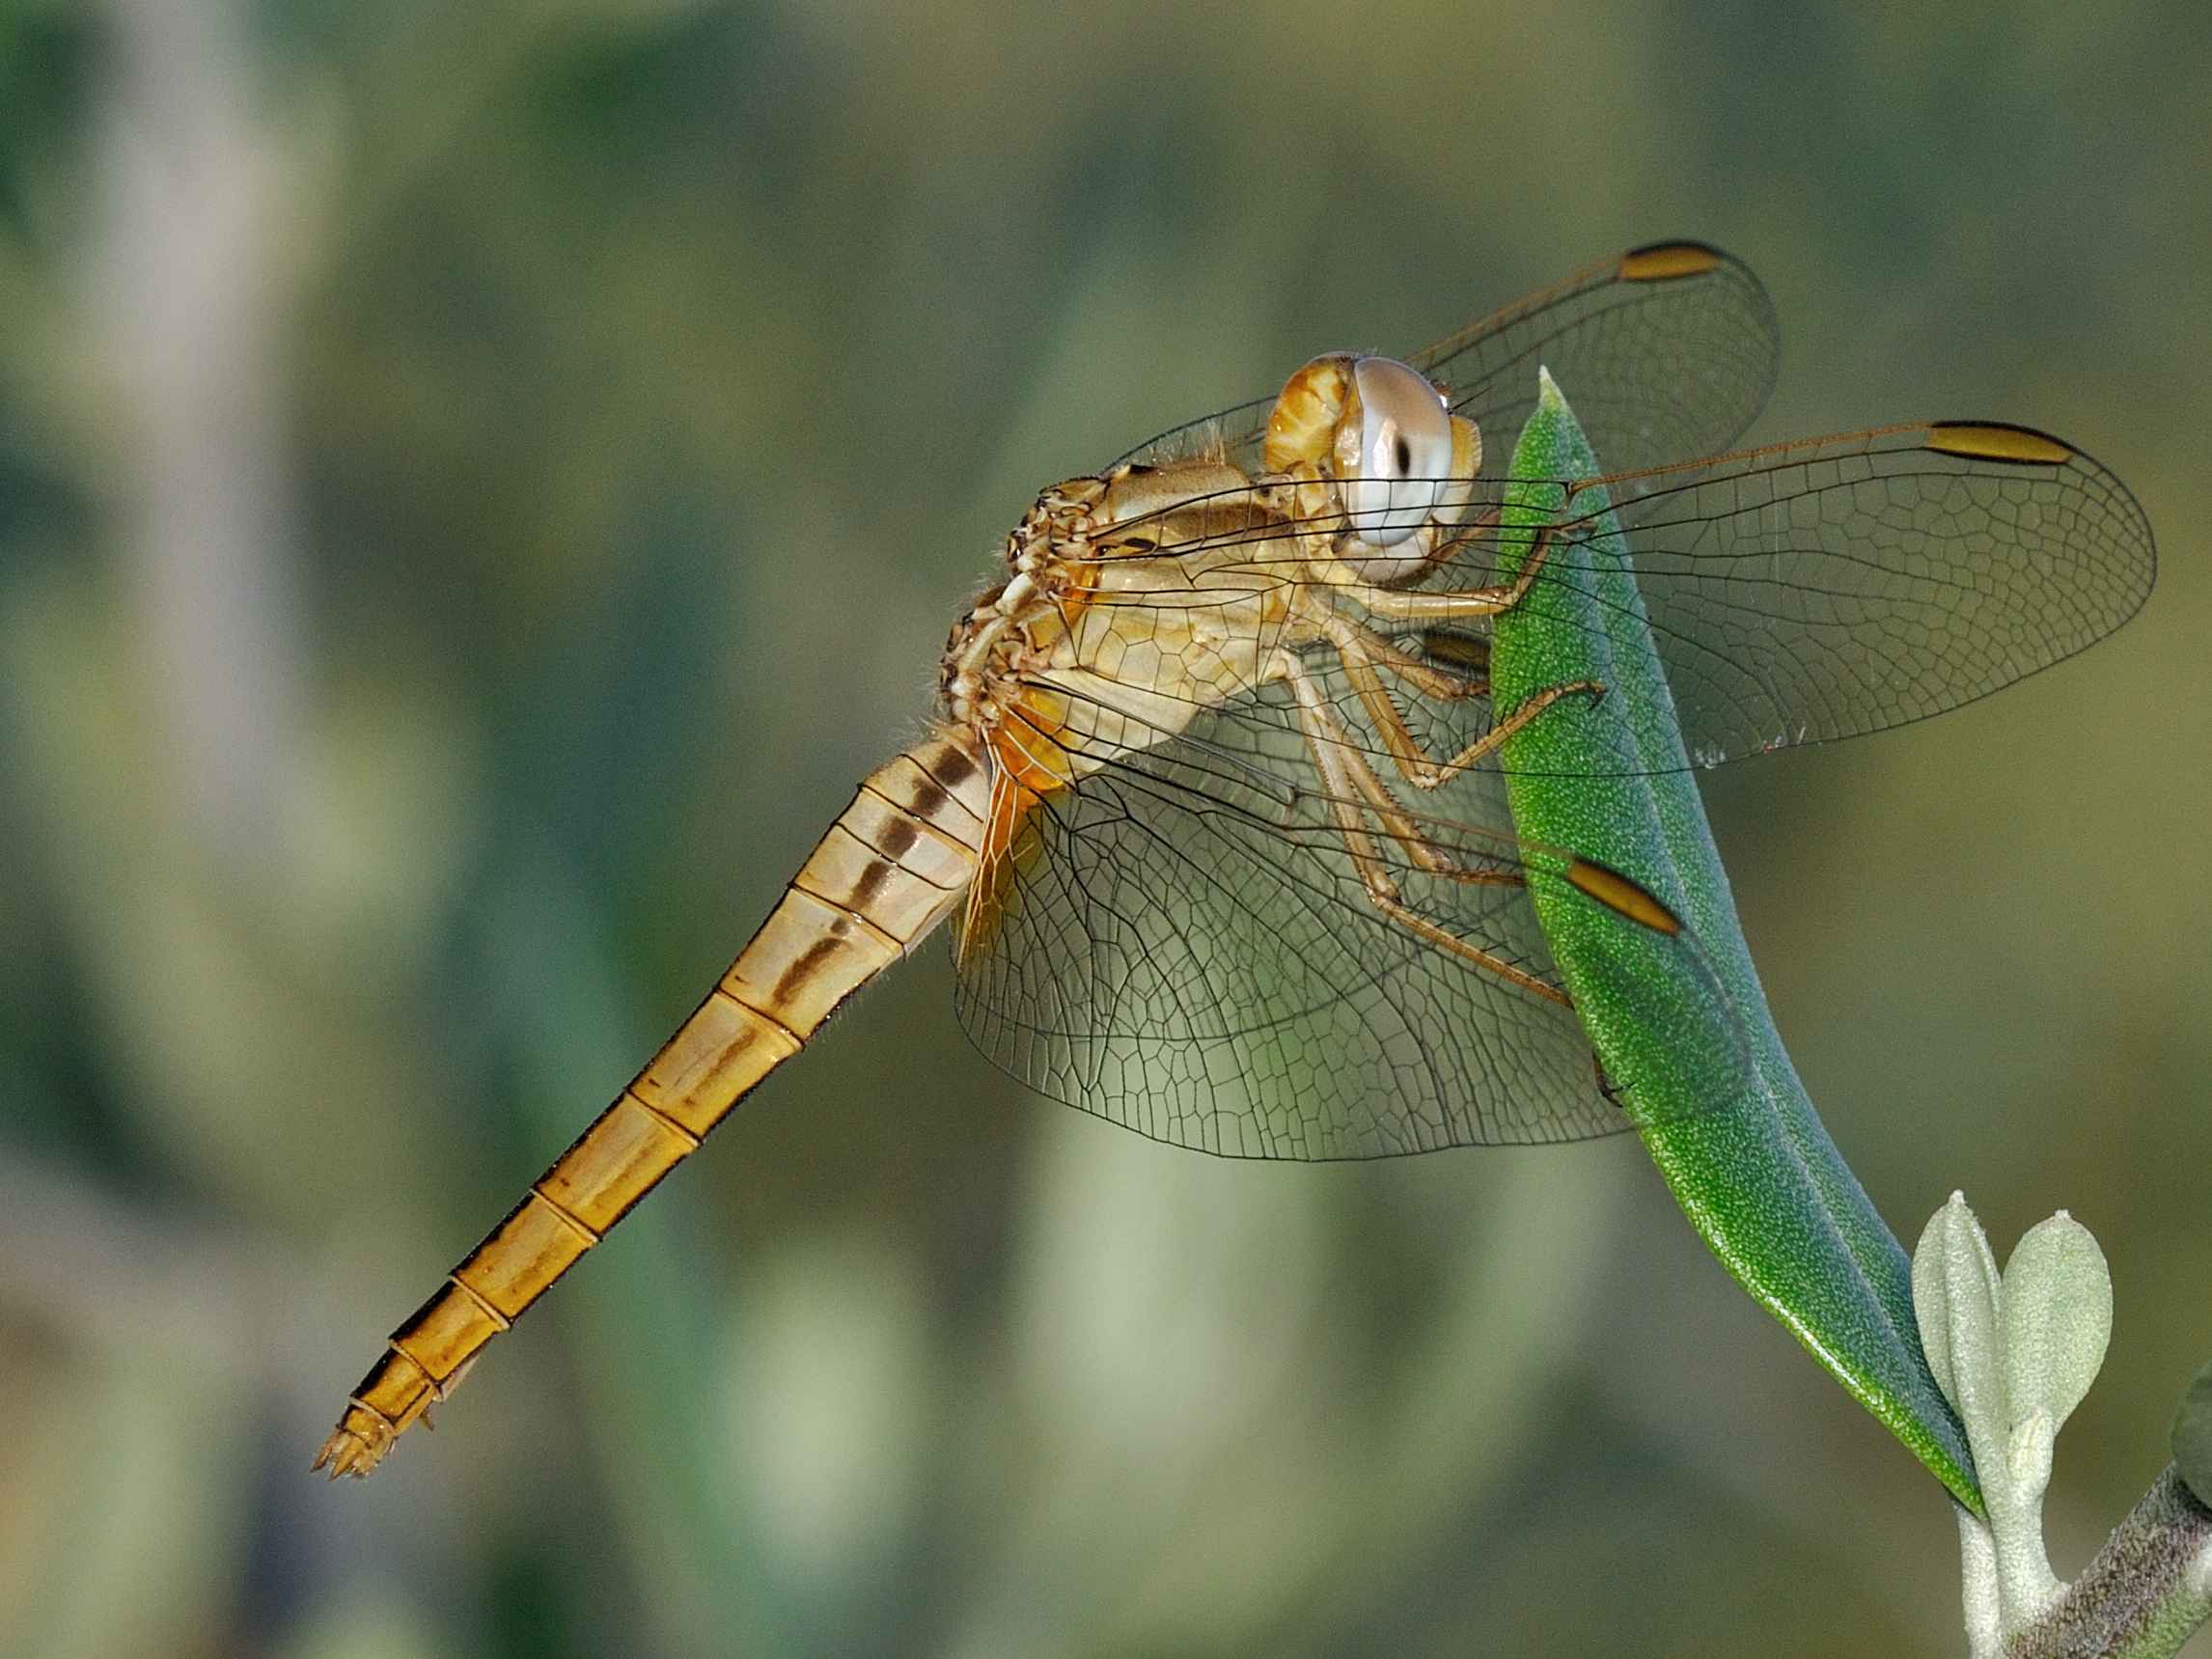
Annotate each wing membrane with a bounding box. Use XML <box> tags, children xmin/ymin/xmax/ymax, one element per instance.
<box><xmin>950</xmin><ymin>676</ymin><xmax>1638</xmax><ymax>1158</ymax></box>
<box><xmin>1489</xmin><ymin>420</ymin><xmax>2156</xmax><ymax>770</ymax></box>
<box><xmin>1088</xmin><ymin>420</ymin><xmax>2154</xmax><ymax>777</ymax></box>
<box><xmin>950</xmin><ymin>420</ymin><xmax>2150</xmax><ymax>1153</ymax></box>
<box><xmin>955</xmin><ymin>251</ymin><xmax>2150</xmax><ymax>1158</ymax></box>
<box><xmin>1114</xmin><ymin>240</ymin><xmax>1780</xmax><ymax>489</ymax></box>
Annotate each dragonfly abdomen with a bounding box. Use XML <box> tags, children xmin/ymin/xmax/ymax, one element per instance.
<box><xmin>315</xmin><ymin>731</ymin><xmax>990</xmax><ymax>1478</ymax></box>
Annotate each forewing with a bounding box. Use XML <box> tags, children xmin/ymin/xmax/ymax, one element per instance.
<box><xmin>1081</xmin><ymin>416</ymin><xmax>2150</xmax><ymax>785</ymax></box>
<box><xmin>1485</xmin><ymin>420</ymin><xmax>2157</xmax><ymax>770</ymax></box>
<box><xmin>1421</xmin><ymin>241</ymin><xmax>1780</xmax><ymax>492</ymax></box>
<box><xmin>1113</xmin><ymin>241</ymin><xmax>1778</xmax><ymax>485</ymax></box>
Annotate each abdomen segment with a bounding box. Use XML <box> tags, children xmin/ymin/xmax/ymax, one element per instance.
<box><xmin>315</xmin><ymin>731</ymin><xmax>989</xmax><ymax>1477</ymax></box>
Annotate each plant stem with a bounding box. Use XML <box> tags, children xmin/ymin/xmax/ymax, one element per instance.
<box><xmin>2005</xmin><ymin>1466</ymin><xmax>2212</xmax><ymax>1658</ymax></box>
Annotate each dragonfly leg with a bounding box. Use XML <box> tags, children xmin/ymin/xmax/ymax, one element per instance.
<box><xmin>1311</xmin><ymin>608</ymin><xmax>1602</xmax><ymax>791</ymax></box>
<box><xmin>1278</xmin><ymin>652</ymin><xmax>1570</xmax><ymax>1009</ymax></box>
<box><xmin>1311</xmin><ymin>610</ymin><xmax>1486</xmax><ymax>702</ymax></box>
<box><xmin>1317</xmin><ymin>522</ymin><xmax>1562</xmax><ymax>624</ymax></box>
<box><xmin>1282</xmin><ymin>656</ymin><xmax>1517</xmax><ymax>886</ymax></box>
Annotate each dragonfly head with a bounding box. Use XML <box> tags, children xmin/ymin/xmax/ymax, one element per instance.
<box><xmin>1262</xmin><ymin>353</ymin><xmax>1481</xmax><ymax>586</ymax></box>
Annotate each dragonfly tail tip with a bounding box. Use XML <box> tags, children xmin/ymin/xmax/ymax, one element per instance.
<box><xmin>313</xmin><ymin>1420</ymin><xmax>390</xmax><ymax>1481</ymax></box>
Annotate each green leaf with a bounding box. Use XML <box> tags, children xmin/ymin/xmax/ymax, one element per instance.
<box><xmin>1914</xmin><ymin>1192</ymin><xmax>2004</xmax><ymax>1422</ymax></box>
<box><xmin>2000</xmin><ymin>1212</ymin><xmax>2112</xmax><ymax>1438</ymax></box>
<box><xmin>1913</xmin><ymin>1197</ymin><xmax>2106</xmax><ymax>1628</ymax></box>
<box><xmin>2172</xmin><ymin>1362</ymin><xmax>2212</xmax><ymax>1509</ymax></box>
<box><xmin>1490</xmin><ymin>370</ymin><xmax>1980</xmax><ymax>1511</ymax></box>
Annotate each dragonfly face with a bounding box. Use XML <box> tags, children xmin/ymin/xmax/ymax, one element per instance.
<box><xmin>1260</xmin><ymin>351</ymin><xmax>1482</xmax><ymax>583</ymax></box>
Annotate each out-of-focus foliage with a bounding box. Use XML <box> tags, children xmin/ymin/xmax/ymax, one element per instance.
<box><xmin>2</xmin><ymin>2</ymin><xmax>2209</xmax><ymax>1655</ymax></box>
<box><xmin>2176</xmin><ymin>1366</ymin><xmax>2212</xmax><ymax>1513</ymax></box>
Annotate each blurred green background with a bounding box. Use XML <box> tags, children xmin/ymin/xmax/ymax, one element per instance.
<box><xmin>2</xmin><ymin>2</ymin><xmax>2207</xmax><ymax>1654</ymax></box>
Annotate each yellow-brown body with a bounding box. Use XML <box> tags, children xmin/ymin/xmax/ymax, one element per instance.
<box><xmin>322</xmin><ymin>359</ymin><xmax>1509</xmax><ymax>1477</ymax></box>
<box><xmin>318</xmin><ymin>322</ymin><xmax>1536</xmax><ymax>1479</ymax></box>
<box><xmin>316</xmin><ymin>734</ymin><xmax>991</xmax><ymax>1476</ymax></box>
<box><xmin>318</xmin><ymin>240</ymin><xmax>2151</xmax><ymax>1479</ymax></box>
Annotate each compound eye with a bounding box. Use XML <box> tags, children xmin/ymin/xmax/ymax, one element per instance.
<box><xmin>1341</xmin><ymin>356</ymin><xmax>1452</xmax><ymax>549</ymax></box>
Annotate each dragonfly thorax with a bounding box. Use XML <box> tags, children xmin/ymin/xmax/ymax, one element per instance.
<box><xmin>939</xmin><ymin>475</ymin><xmax>1110</xmax><ymax>732</ymax></box>
<box><xmin>939</xmin><ymin>460</ymin><xmax>1303</xmax><ymax>788</ymax></box>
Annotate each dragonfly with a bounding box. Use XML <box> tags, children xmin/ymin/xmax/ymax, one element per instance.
<box><xmin>317</xmin><ymin>241</ymin><xmax>2154</xmax><ymax>1479</ymax></box>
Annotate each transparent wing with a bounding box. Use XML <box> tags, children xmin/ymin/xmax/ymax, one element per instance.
<box><xmin>950</xmin><ymin>668</ymin><xmax>1644</xmax><ymax>1158</ymax></box>
<box><xmin>949</xmin><ymin>418</ymin><xmax>2150</xmax><ymax>1156</ymax></box>
<box><xmin>1475</xmin><ymin>419</ymin><xmax>2155</xmax><ymax>769</ymax></box>
<box><xmin>1114</xmin><ymin>418</ymin><xmax>2154</xmax><ymax>775</ymax></box>
<box><xmin>1114</xmin><ymin>240</ymin><xmax>1780</xmax><ymax>489</ymax></box>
